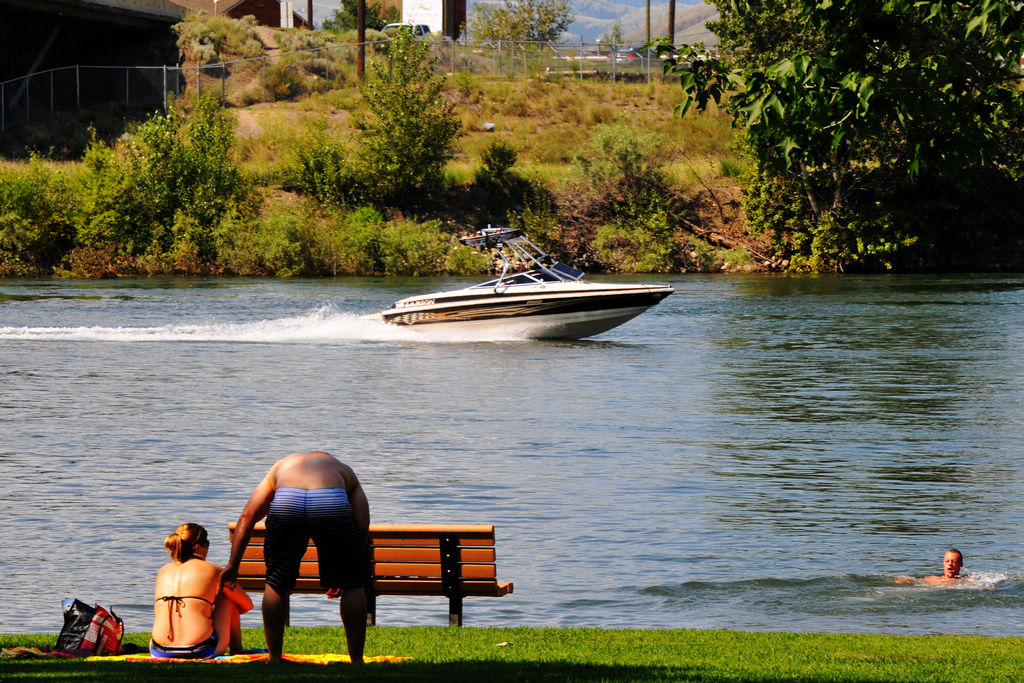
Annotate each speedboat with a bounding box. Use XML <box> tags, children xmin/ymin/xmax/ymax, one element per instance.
<box><xmin>365</xmin><ymin>227</ymin><xmax>674</xmax><ymax>339</ymax></box>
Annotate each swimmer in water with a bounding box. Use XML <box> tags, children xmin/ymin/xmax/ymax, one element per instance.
<box><xmin>895</xmin><ymin>548</ymin><xmax>964</xmax><ymax>585</ymax></box>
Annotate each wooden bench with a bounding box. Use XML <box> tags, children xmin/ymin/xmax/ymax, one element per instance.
<box><xmin>228</xmin><ymin>522</ymin><xmax>513</xmax><ymax>626</ymax></box>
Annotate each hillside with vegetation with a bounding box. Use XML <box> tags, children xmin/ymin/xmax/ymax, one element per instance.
<box><xmin>12</xmin><ymin>2</ymin><xmax>1022</xmax><ymax>278</ymax></box>
<box><xmin>0</xmin><ymin>13</ymin><xmax>762</xmax><ymax>278</ymax></box>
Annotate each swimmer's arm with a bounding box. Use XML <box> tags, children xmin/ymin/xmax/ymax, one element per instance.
<box><xmin>893</xmin><ymin>575</ymin><xmax>916</xmax><ymax>585</ymax></box>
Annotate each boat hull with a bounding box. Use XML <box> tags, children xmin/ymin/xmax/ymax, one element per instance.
<box><xmin>374</xmin><ymin>285</ymin><xmax>673</xmax><ymax>340</ymax></box>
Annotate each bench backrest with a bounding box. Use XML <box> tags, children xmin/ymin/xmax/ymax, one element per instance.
<box><xmin>229</xmin><ymin>522</ymin><xmax>502</xmax><ymax>596</ymax></box>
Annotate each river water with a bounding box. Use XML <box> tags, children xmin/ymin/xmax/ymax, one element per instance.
<box><xmin>2</xmin><ymin>274</ymin><xmax>1024</xmax><ymax>637</ymax></box>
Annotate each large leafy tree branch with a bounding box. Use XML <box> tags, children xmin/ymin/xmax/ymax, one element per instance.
<box><xmin>660</xmin><ymin>0</ymin><xmax>1024</xmax><ymax>226</ymax></box>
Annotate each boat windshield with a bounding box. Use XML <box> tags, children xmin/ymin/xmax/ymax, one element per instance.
<box><xmin>472</xmin><ymin>268</ymin><xmax>561</xmax><ymax>289</ymax></box>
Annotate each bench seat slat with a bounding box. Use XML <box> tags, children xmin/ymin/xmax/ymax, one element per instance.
<box><xmin>373</xmin><ymin>579</ymin><xmax>513</xmax><ymax>597</ymax></box>
<box><xmin>370</xmin><ymin>535</ymin><xmax>496</xmax><ymax>547</ymax></box>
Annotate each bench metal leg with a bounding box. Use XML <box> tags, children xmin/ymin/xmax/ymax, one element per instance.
<box><xmin>448</xmin><ymin>594</ymin><xmax>463</xmax><ymax>627</ymax></box>
<box><xmin>440</xmin><ymin>535</ymin><xmax>463</xmax><ymax>626</ymax></box>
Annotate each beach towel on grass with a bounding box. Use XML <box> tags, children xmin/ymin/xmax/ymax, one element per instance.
<box><xmin>109</xmin><ymin>653</ymin><xmax>409</xmax><ymax>664</ymax></box>
<box><xmin>2</xmin><ymin>646</ymin><xmax>75</xmax><ymax>660</ymax></box>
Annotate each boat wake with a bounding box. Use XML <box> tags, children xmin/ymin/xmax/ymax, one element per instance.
<box><xmin>0</xmin><ymin>304</ymin><xmax>547</xmax><ymax>344</ymax></box>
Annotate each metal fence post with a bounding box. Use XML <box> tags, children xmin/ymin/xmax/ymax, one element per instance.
<box><xmin>162</xmin><ymin>65</ymin><xmax>167</xmax><ymax>112</ymax></box>
<box><xmin>197</xmin><ymin>64</ymin><xmax>201</xmax><ymax>98</ymax></box>
<box><xmin>125</xmin><ymin>67</ymin><xmax>130</xmax><ymax>108</ymax></box>
<box><xmin>76</xmin><ymin>64</ymin><xmax>80</xmax><ymax>110</ymax></box>
<box><xmin>220</xmin><ymin>62</ymin><xmax>226</xmax><ymax>104</ymax></box>
<box><xmin>50</xmin><ymin>70</ymin><xmax>54</xmax><ymax>113</ymax></box>
<box><xmin>2</xmin><ymin>83</ymin><xmax>5</xmax><ymax>133</ymax></box>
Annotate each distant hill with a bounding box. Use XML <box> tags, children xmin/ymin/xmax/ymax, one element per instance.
<box><xmin>570</xmin><ymin>0</ymin><xmax>716</xmax><ymax>44</ymax></box>
<box><xmin>621</xmin><ymin>1</ymin><xmax>717</xmax><ymax>45</ymax></box>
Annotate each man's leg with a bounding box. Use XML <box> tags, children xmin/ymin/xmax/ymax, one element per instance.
<box><xmin>262</xmin><ymin>584</ymin><xmax>290</xmax><ymax>662</ymax></box>
<box><xmin>340</xmin><ymin>587</ymin><xmax>367</xmax><ymax>664</ymax></box>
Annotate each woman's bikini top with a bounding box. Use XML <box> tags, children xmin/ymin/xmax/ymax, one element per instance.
<box><xmin>155</xmin><ymin>595</ymin><xmax>215</xmax><ymax>641</ymax></box>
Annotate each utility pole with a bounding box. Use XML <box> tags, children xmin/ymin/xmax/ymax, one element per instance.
<box><xmin>645</xmin><ymin>0</ymin><xmax>650</xmax><ymax>44</ymax></box>
<box><xmin>668</xmin><ymin>0</ymin><xmax>675</xmax><ymax>44</ymax></box>
<box><xmin>307</xmin><ymin>0</ymin><xmax>313</xmax><ymax>28</ymax></box>
<box><xmin>357</xmin><ymin>0</ymin><xmax>365</xmax><ymax>80</ymax></box>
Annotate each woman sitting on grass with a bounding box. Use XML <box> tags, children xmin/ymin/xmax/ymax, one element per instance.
<box><xmin>151</xmin><ymin>523</ymin><xmax>253</xmax><ymax>659</ymax></box>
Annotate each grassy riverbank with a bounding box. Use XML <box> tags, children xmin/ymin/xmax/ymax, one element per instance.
<box><xmin>3</xmin><ymin>626</ymin><xmax>1024</xmax><ymax>681</ymax></box>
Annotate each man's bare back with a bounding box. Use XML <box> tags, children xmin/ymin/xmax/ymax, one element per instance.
<box><xmin>268</xmin><ymin>451</ymin><xmax>359</xmax><ymax>492</ymax></box>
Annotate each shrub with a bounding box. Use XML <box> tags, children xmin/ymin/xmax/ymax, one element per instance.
<box><xmin>355</xmin><ymin>30</ymin><xmax>461</xmax><ymax>204</ymax></box>
<box><xmin>594</xmin><ymin>193</ymin><xmax>678</xmax><ymax>273</ymax></box>
<box><xmin>446</xmin><ymin>244</ymin><xmax>490</xmax><ymax>275</ymax></box>
<box><xmin>474</xmin><ymin>140</ymin><xmax>519</xmax><ymax>186</ymax></box>
<box><xmin>0</xmin><ymin>157</ymin><xmax>77</xmax><ymax>276</ymax></box>
<box><xmin>215</xmin><ymin>203</ymin><xmax>304</xmax><ymax>277</ymax></box>
<box><xmin>573</xmin><ymin>125</ymin><xmax>680</xmax><ymax>272</ymax></box>
<box><xmin>264</xmin><ymin>61</ymin><xmax>306</xmax><ymax>101</ymax></box>
<box><xmin>175</xmin><ymin>12</ymin><xmax>264</xmax><ymax>64</ymax></box>
<box><xmin>76</xmin><ymin>96</ymin><xmax>252</xmax><ymax>269</ymax></box>
<box><xmin>572</xmin><ymin>123</ymin><xmax>667</xmax><ymax>197</ymax></box>
<box><xmin>687</xmin><ymin>235</ymin><xmax>721</xmax><ymax>272</ymax></box>
<box><xmin>285</xmin><ymin>118</ymin><xmax>358</xmax><ymax>204</ymax></box>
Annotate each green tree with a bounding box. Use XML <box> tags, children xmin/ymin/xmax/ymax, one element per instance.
<box><xmin>322</xmin><ymin>0</ymin><xmax>398</xmax><ymax>31</ymax></box>
<box><xmin>661</xmin><ymin>0</ymin><xmax>1024</xmax><ymax>271</ymax></box>
<box><xmin>600</xmin><ymin>22</ymin><xmax>624</xmax><ymax>45</ymax></box>
<box><xmin>78</xmin><ymin>95</ymin><xmax>251</xmax><ymax>264</ymax></box>
<box><xmin>468</xmin><ymin>0</ymin><xmax>573</xmax><ymax>43</ymax></box>
<box><xmin>355</xmin><ymin>30</ymin><xmax>461</xmax><ymax>203</ymax></box>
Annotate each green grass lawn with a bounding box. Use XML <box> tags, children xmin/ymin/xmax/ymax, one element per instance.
<box><xmin>3</xmin><ymin>626</ymin><xmax>1024</xmax><ymax>681</ymax></box>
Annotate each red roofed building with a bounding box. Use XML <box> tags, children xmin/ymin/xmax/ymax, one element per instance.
<box><xmin>172</xmin><ymin>0</ymin><xmax>310</xmax><ymax>28</ymax></box>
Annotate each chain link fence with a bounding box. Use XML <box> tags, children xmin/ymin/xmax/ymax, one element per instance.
<box><xmin>1</xmin><ymin>39</ymin><xmax>669</xmax><ymax>132</ymax></box>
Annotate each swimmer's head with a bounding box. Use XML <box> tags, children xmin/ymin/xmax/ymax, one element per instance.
<box><xmin>943</xmin><ymin>548</ymin><xmax>964</xmax><ymax>578</ymax></box>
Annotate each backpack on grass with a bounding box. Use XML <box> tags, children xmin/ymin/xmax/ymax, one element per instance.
<box><xmin>56</xmin><ymin>598</ymin><xmax>124</xmax><ymax>656</ymax></box>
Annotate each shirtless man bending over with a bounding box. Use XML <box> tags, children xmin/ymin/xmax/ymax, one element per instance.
<box><xmin>895</xmin><ymin>548</ymin><xmax>964</xmax><ymax>585</ymax></box>
<box><xmin>222</xmin><ymin>451</ymin><xmax>370</xmax><ymax>663</ymax></box>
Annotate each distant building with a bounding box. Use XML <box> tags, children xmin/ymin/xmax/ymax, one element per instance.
<box><xmin>172</xmin><ymin>0</ymin><xmax>310</xmax><ymax>28</ymax></box>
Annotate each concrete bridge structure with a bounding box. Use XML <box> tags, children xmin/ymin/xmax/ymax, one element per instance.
<box><xmin>0</xmin><ymin>0</ymin><xmax>186</xmax><ymax>83</ymax></box>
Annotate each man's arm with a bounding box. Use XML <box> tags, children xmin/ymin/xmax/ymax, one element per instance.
<box><xmin>349</xmin><ymin>482</ymin><xmax>370</xmax><ymax>539</ymax></box>
<box><xmin>221</xmin><ymin>475</ymin><xmax>277</xmax><ymax>586</ymax></box>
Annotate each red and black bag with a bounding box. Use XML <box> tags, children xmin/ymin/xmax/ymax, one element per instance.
<box><xmin>56</xmin><ymin>598</ymin><xmax>124</xmax><ymax>656</ymax></box>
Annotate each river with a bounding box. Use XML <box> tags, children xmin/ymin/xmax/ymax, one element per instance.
<box><xmin>2</xmin><ymin>274</ymin><xmax>1023</xmax><ymax>636</ymax></box>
